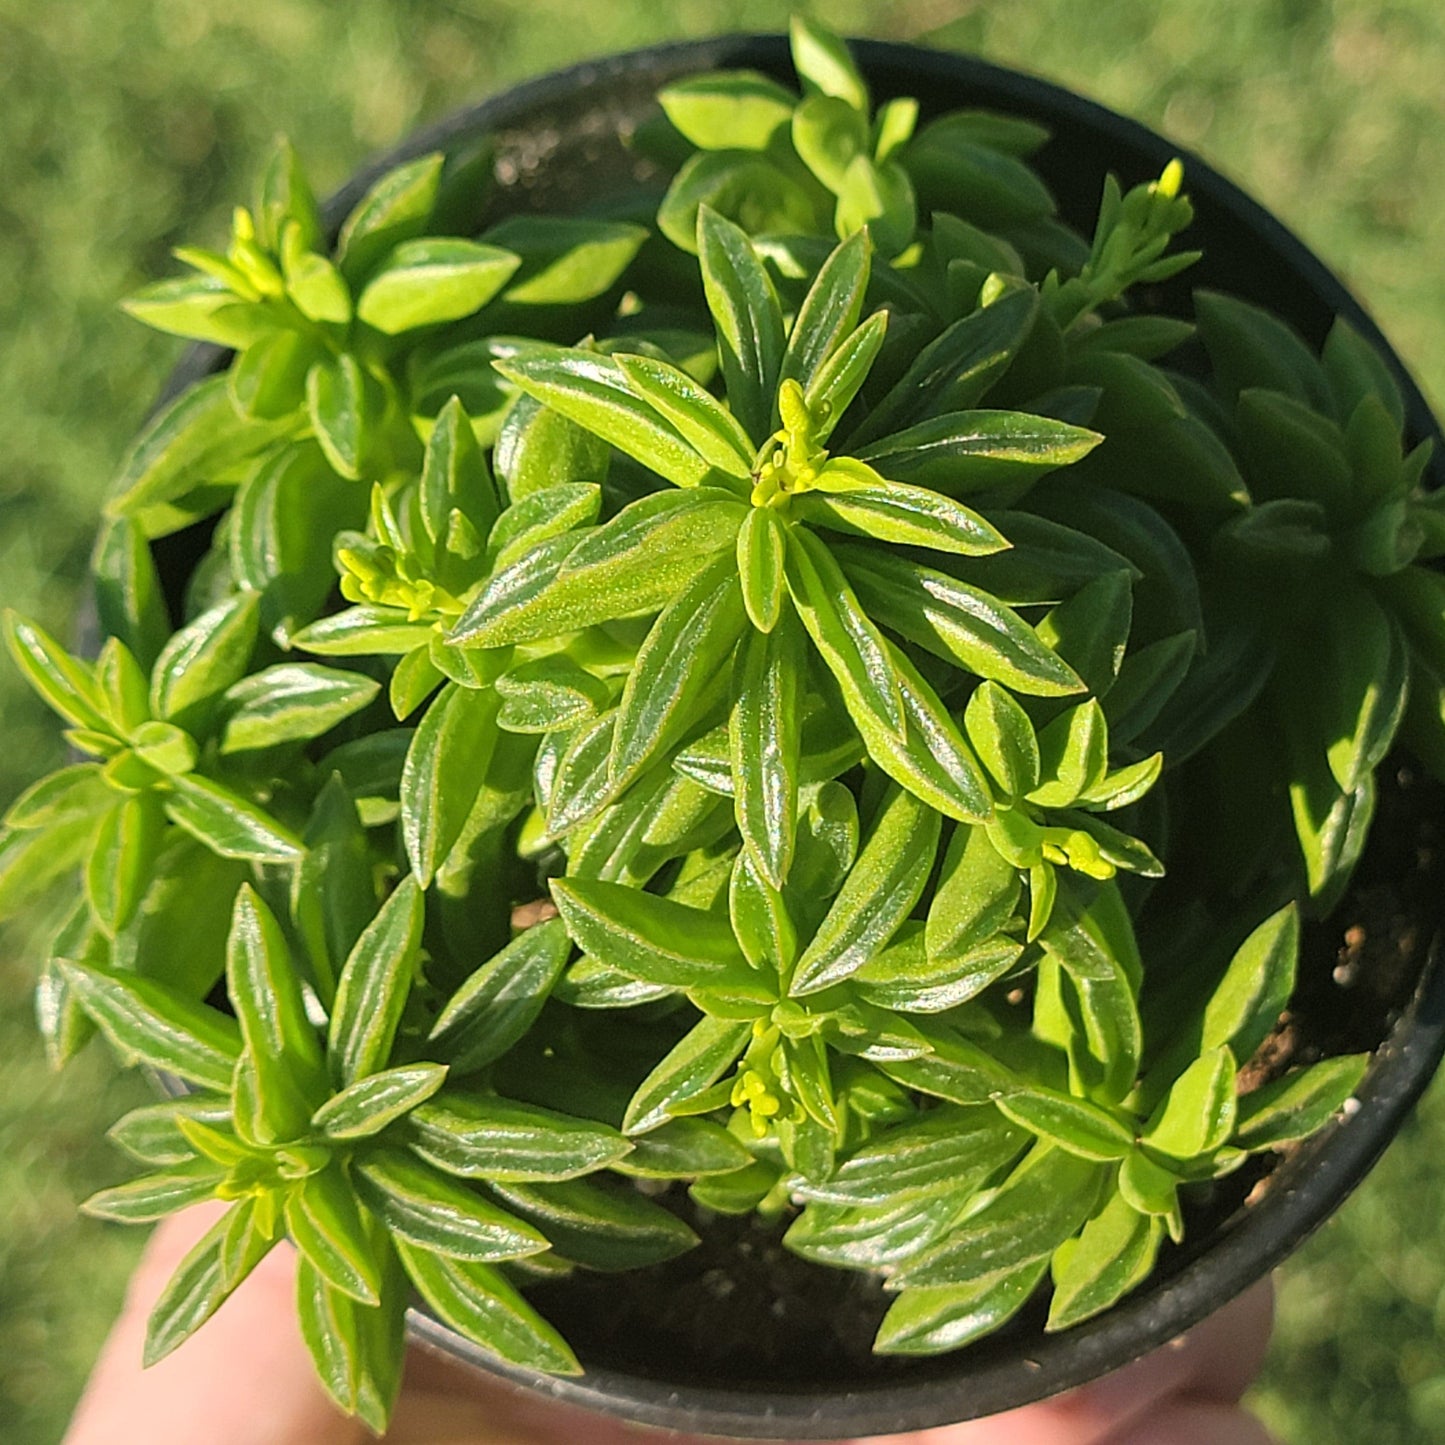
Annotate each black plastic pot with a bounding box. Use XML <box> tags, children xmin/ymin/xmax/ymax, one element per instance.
<box><xmin>156</xmin><ymin>35</ymin><xmax>1445</xmax><ymax>1442</ymax></box>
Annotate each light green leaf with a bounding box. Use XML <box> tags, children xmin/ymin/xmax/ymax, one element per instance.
<box><xmin>356</xmin><ymin>239</ymin><xmax>520</xmax><ymax>334</ymax></box>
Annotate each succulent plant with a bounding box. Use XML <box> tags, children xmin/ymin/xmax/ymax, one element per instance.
<box><xmin>4</xmin><ymin>16</ymin><xmax>1440</xmax><ymax>1433</ymax></box>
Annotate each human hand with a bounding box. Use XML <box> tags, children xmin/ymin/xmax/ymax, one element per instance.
<box><xmin>64</xmin><ymin>1202</ymin><xmax>1278</xmax><ymax>1445</ymax></box>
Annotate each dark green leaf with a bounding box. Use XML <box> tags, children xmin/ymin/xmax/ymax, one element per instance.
<box><xmin>328</xmin><ymin>877</ymin><xmax>425</xmax><ymax>1087</ymax></box>
<box><xmin>697</xmin><ymin>206</ymin><xmax>787</xmax><ymax>442</ymax></box>
<box><xmin>550</xmin><ymin>877</ymin><xmax>747</xmax><ymax>989</ymax></box>
<box><xmin>487</xmin><ymin>1177</ymin><xmax>698</xmax><ymax>1271</ymax></box>
<box><xmin>1233</xmin><ymin>1055</ymin><xmax>1369</xmax><ymax>1149</ymax></box>
<box><xmin>623</xmin><ymin>1016</ymin><xmax>754</xmax><ymax>1134</ymax></box>
<box><xmin>353</xmin><ymin>1151</ymin><xmax>548</xmax><ymax>1261</ymax></box>
<box><xmin>613</xmin><ymin>1117</ymin><xmax>753</xmax><ymax>1179</ymax></box>
<box><xmin>285</xmin><ymin>1165</ymin><xmax>387</xmax><ymax>1305</ymax></box>
<box><xmin>306</xmin><ymin>354</ymin><xmax>368</xmax><ymax>480</ymax></box>
<box><xmin>791</xmin><ymin>783</ymin><xmax>940</xmax><ymax>995</ymax></box>
<box><xmin>82</xmin><ymin>1158</ymin><xmax>226</xmax><ymax>1223</ymax></box>
<box><xmin>997</xmin><ymin>1089</ymin><xmax>1135</xmax><ymax>1161</ymax></box>
<box><xmin>220</xmin><ymin>664</ymin><xmax>379</xmax><ymax>754</ymax></box>
<box><xmin>395</xmin><ymin>1241</ymin><xmax>580</xmax><ymax>1374</ymax></box>
<box><xmin>312</xmin><ymin>1064</ymin><xmax>448</xmax><ymax>1140</ymax></box>
<box><xmin>59</xmin><ymin>961</ymin><xmax>241</xmax><ymax>1091</ymax></box>
<box><xmin>406</xmin><ymin>1093</ymin><xmax>631</xmax><ymax>1181</ymax></box>
<box><xmin>163</xmin><ymin>773</ymin><xmax>302</xmax><ymax>863</ymax></box>
<box><xmin>875</xmin><ymin>1260</ymin><xmax>1048</xmax><ymax>1355</ymax></box>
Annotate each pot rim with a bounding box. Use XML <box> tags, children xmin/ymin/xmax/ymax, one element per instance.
<box><xmin>155</xmin><ymin>33</ymin><xmax>1445</xmax><ymax>1441</ymax></box>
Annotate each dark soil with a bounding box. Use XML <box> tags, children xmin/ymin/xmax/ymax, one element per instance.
<box><xmin>521</xmin><ymin>761</ymin><xmax>1445</xmax><ymax>1390</ymax></box>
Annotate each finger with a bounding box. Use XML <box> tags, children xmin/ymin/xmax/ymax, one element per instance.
<box><xmin>1105</xmin><ymin>1400</ymin><xmax>1280</xmax><ymax>1445</ymax></box>
<box><xmin>65</xmin><ymin>1202</ymin><xmax>365</xmax><ymax>1445</ymax></box>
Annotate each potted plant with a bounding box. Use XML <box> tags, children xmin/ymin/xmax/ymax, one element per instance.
<box><xmin>5</xmin><ymin>17</ymin><xmax>1443</xmax><ymax>1440</ymax></box>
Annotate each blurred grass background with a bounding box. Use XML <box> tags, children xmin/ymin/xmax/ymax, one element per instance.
<box><xmin>1</xmin><ymin>0</ymin><xmax>1442</xmax><ymax>1440</ymax></box>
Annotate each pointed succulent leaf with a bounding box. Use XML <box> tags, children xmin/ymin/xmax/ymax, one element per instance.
<box><xmin>352</xmin><ymin>1151</ymin><xmax>549</xmax><ymax>1262</ymax></box>
<box><xmin>615</xmin><ymin>353</ymin><xmax>754</xmax><ymax>477</ymax></box>
<box><xmin>1233</xmin><ymin>1055</ymin><xmax>1369</xmax><ymax>1150</ymax></box>
<box><xmin>406</xmin><ymin>1093</ymin><xmax>631</xmax><ymax>1182</ymax></box>
<box><xmin>328</xmin><ymin>877</ymin><xmax>425</xmax><ymax>1087</ymax></box>
<box><xmin>1201</xmin><ymin>904</ymin><xmax>1298</xmax><ymax>1063</ymax></box>
<box><xmin>550</xmin><ymin>877</ymin><xmax>747</xmax><ymax>988</ymax></box>
<box><xmin>59</xmin><ymin>961</ymin><xmax>240</xmax><ymax>1091</ymax></box>
<box><xmin>487</xmin><ymin>1177</ymin><xmax>698</xmax><ymax>1271</ymax></box>
<box><xmin>1047</xmin><ymin>1193</ymin><xmax>1162</xmax><ymax>1330</ymax></box>
<box><xmin>355</xmin><ymin>239</ymin><xmax>519</xmax><ymax>334</ymax></box>
<box><xmin>697</xmin><ymin>206</ymin><xmax>786</xmax><ymax>443</ymax></box>
<box><xmin>306</xmin><ymin>354</ymin><xmax>369</xmax><ymax>480</ymax></box>
<box><xmin>142</xmin><ymin>1207</ymin><xmax>248</xmax><ymax>1365</ymax></box>
<box><xmin>395</xmin><ymin>1241</ymin><xmax>580</xmax><ymax>1374</ymax></box>
<box><xmin>997</xmin><ymin>1089</ymin><xmax>1136</xmax><ymax>1161</ymax></box>
<box><xmin>792</xmin><ymin>783</ymin><xmax>941</xmax><ymax>995</ymax></box>
<box><xmin>623</xmin><ymin>1016</ymin><xmax>754</xmax><ymax>1134</ymax></box>
<box><xmin>81</xmin><ymin>1159</ymin><xmax>227</xmax><ymax>1223</ymax></box>
<box><xmin>429</xmin><ymin>919</ymin><xmax>572</xmax><ymax>1075</ymax></box>
<box><xmin>285</xmin><ymin>1166</ymin><xmax>387</xmax><ymax>1306</ymax></box>
<box><xmin>336</xmin><ymin>153</ymin><xmax>444</xmax><ymax>286</ymax></box>
<box><xmin>312</xmin><ymin>1064</ymin><xmax>449</xmax><ymax>1141</ymax></box>
<box><xmin>875</xmin><ymin>1259</ymin><xmax>1049</xmax><ymax>1355</ymax></box>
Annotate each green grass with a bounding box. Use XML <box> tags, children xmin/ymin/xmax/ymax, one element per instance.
<box><xmin>1</xmin><ymin>2</ymin><xmax>1442</xmax><ymax>1440</ymax></box>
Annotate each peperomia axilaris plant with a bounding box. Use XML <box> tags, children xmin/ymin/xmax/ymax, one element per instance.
<box><xmin>3</xmin><ymin>15</ymin><xmax>1441</xmax><ymax>1433</ymax></box>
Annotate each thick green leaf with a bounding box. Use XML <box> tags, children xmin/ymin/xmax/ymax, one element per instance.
<box><xmin>1234</xmin><ymin>1055</ymin><xmax>1369</xmax><ymax>1150</ymax></box>
<box><xmin>106</xmin><ymin>375</ymin><xmax>287</xmax><ymax>523</ymax></box>
<box><xmin>107</xmin><ymin>1096</ymin><xmax>233</xmax><ymax>1166</ymax></box>
<box><xmin>623</xmin><ymin>1016</ymin><xmax>754</xmax><ymax>1133</ymax></box>
<box><xmin>220</xmin><ymin>664</ymin><xmax>379</xmax><ymax>754</ymax></box>
<box><xmin>92</xmin><ymin>518</ymin><xmax>171</xmax><ymax>673</ymax></box>
<box><xmin>312</xmin><ymin>1064</ymin><xmax>448</xmax><ymax>1140</ymax></box>
<box><xmin>790</xmin><ymin>14</ymin><xmax>869</xmax><ymax>109</ymax></box>
<box><xmin>150</xmin><ymin>591</ymin><xmax>260</xmax><ymax>728</ymax></box>
<box><xmin>926</xmin><ymin>823</ymin><xmax>1023</xmax><ymax>963</ymax></box>
<box><xmin>487</xmin><ymin>1177</ymin><xmax>698</xmax><ymax>1271</ymax></box>
<box><xmin>1201</xmin><ymin>904</ymin><xmax>1298</xmax><ymax>1063</ymax></box>
<box><xmin>356</xmin><ymin>239</ymin><xmax>519</xmax><ymax>334</ymax></box>
<box><xmin>430</xmin><ymin>918</ymin><xmax>572</xmax><ymax>1074</ymax></box>
<box><xmin>163</xmin><ymin>773</ymin><xmax>302</xmax><ymax>863</ymax></box>
<box><xmin>291</xmin><ymin>605</ymin><xmax>435</xmax><ymax>658</ymax></box>
<box><xmin>854</xmin><ymin>923</ymin><xmax>1022</xmax><ymax>1013</ymax></box>
<box><xmin>1047</xmin><ymin>1193</ymin><xmax>1162</xmax><ymax>1330</ymax></box>
<box><xmin>878</xmin><ymin>1025</ymin><xmax>1017</xmax><ymax>1105</ymax></box>
<box><xmin>328</xmin><ymin>877</ymin><xmax>425</xmax><ymax>1087</ymax></box>
<box><xmin>792</xmin><ymin>1105</ymin><xmax>1026</xmax><ymax>1206</ymax></box>
<box><xmin>785</xmin><ymin>524</ymin><xmax>903</xmax><ymax>736</ymax></box>
<box><xmin>736</xmin><ymin>506</ymin><xmax>788</xmax><ymax>634</ymax></box>
<box><xmin>482</xmin><ymin>215</ymin><xmax>646</xmax><ymax>306</ymax></box>
<box><xmin>336</xmin><ymin>153</ymin><xmax>443</xmax><ymax>286</ymax></box>
<box><xmin>406</xmin><ymin>1093</ymin><xmax>631</xmax><ymax>1182</ymax></box>
<box><xmin>285</xmin><ymin>1166</ymin><xmax>386</xmax><ymax>1306</ymax></box>
<box><xmin>306</xmin><ymin>353</ymin><xmax>369</xmax><ymax>481</ymax></box>
<box><xmin>352</xmin><ymin>1151</ymin><xmax>548</xmax><ymax>1261</ymax></box>
<box><xmin>142</xmin><ymin>1207</ymin><xmax>245</xmax><ymax>1365</ymax></box>
<box><xmin>295</xmin><ymin>1254</ymin><xmax>406</xmax><ymax>1434</ymax></box>
<box><xmin>399</xmin><ymin>684</ymin><xmax>500</xmax><ymax>886</ymax></box>
<box><xmin>395</xmin><ymin>1241</ymin><xmax>580</xmax><ymax>1374</ymax></box>
<box><xmin>964</xmin><ymin>682</ymin><xmax>1040</xmax><ymax>800</ymax></box>
<box><xmin>550</xmin><ymin>877</ymin><xmax>747</xmax><ymax>989</ymax></box>
<box><xmin>454</xmin><ymin>489</ymin><xmax>743</xmax><ymax>647</ymax></box>
<box><xmin>838</xmin><ymin>546</ymin><xmax>1082</xmax><ymax>697</ymax></box>
<box><xmin>226</xmin><ymin>885</ymin><xmax>328</xmax><ymax>1132</ymax></box>
<box><xmin>858</xmin><ymin>410</ymin><xmax>1101</xmax><ymax>496</ymax></box>
<box><xmin>495</xmin><ymin>346</ymin><xmax>715</xmax><ymax>489</ymax></box>
<box><xmin>997</xmin><ymin>1089</ymin><xmax>1135</xmax><ymax>1161</ymax></box>
<box><xmin>780</xmin><ymin>230</ymin><xmax>871</xmax><ymax>399</ymax></box>
<box><xmin>1144</xmin><ymin>1047</ymin><xmax>1237</xmax><ymax>1160</ymax></box>
<box><xmin>615</xmin><ymin>353</ymin><xmax>754</xmax><ymax>478</ymax></box>
<box><xmin>86</xmin><ymin>794</ymin><xmax>165</xmax><ymax>938</ymax></box>
<box><xmin>894</xmin><ymin>1147</ymin><xmax>1104</xmax><ymax>1288</ymax></box>
<box><xmin>81</xmin><ymin>1158</ymin><xmax>226</xmax><ymax>1223</ymax></box>
<box><xmin>697</xmin><ymin>206</ymin><xmax>787</xmax><ymax>442</ymax></box>
<box><xmin>791</xmin><ymin>783</ymin><xmax>940</xmax><ymax>995</ymax></box>
<box><xmin>610</xmin><ymin>556</ymin><xmax>746</xmax><ymax>789</ymax></box>
<box><xmin>730</xmin><ymin>606</ymin><xmax>805</xmax><ymax>889</ymax></box>
<box><xmin>60</xmin><ymin>961</ymin><xmax>241</xmax><ymax>1091</ymax></box>
<box><xmin>658</xmin><ymin>70</ymin><xmax>796</xmax><ymax>151</ymax></box>
<box><xmin>613</xmin><ymin>1117</ymin><xmax>753</xmax><ymax>1179</ymax></box>
<box><xmin>1035</xmin><ymin>571</ymin><xmax>1133</xmax><ymax>700</ymax></box>
<box><xmin>876</xmin><ymin>1260</ymin><xmax>1049</xmax><ymax>1355</ymax></box>
<box><xmin>1029</xmin><ymin>700</ymin><xmax>1108</xmax><ymax>809</ymax></box>
<box><xmin>800</xmin><ymin>465</ymin><xmax>1007</xmax><ymax>557</ymax></box>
